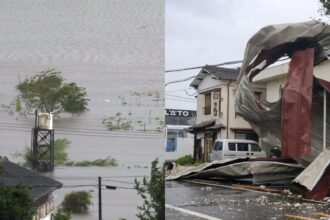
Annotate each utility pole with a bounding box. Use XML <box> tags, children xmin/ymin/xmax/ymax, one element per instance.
<box><xmin>98</xmin><ymin>176</ymin><xmax>102</xmax><ymax>220</ymax></box>
<box><xmin>324</xmin><ymin>89</ymin><xmax>327</xmax><ymax>151</ymax></box>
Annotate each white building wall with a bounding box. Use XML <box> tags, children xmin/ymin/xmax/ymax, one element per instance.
<box><xmin>195</xmin><ymin>75</ymin><xmax>257</xmax><ymax>139</ymax></box>
<box><xmin>266</xmin><ymin>78</ymin><xmax>286</xmax><ymax>102</ymax></box>
<box><xmin>314</xmin><ymin>60</ymin><xmax>330</xmax><ymax>81</ymax></box>
<box><xmin>253</xmin><ymin>59</ymin><xmax>330</xmax><ymax>103</ymax></box>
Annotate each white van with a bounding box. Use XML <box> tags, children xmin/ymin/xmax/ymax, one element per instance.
<box><xmin>211</xmin><ymin>139</ymin><xmax>266</xmax><ymax>161</ymax></box>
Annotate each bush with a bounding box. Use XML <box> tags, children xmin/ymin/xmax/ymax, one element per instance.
<box><xmin>175</xmin><ymin>155</ymin><xmax>194</xmax><ymax>166</ymax></box>
<box><xmin>53</xmin><ymin>208</ymin><xmax>71</xmax><ymax>220</ymax></box>
<box><xmin>175</xmin><ymin>155</ymin><xmax>202</xmax><ymax>166</ymax></box>
<box><xmin>61</xmin><ymin>191</ymin><xmax>92</xmax><ymax>214</ymax></box>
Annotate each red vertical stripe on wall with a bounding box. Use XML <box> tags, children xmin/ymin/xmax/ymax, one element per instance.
<box><xmin>281</xmin><ymin>48</ymin><xmax>314</xmax><ymax>157</ymax></box>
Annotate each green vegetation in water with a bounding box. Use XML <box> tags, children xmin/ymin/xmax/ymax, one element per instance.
<box><xmin>14</xmin><ymin>138</ymin><xmax>71</xmax><ymax>167</ymax></box>
<box><xmin>65</xmin><ymin>157</ymin><xmax>118</xmax><ymax>167</ymax></box>
<box><xmin>175</xmin><ymin>155</ymin><xmax>202</xmax><ymax>166</ymax></box>
<box><xmin>53</xmin><ymin>208</ymin><xmax>72</xmax><ymax>220</ymax></box>
<box><xmin>103</xmin><ymin>112</ymin><xmax>133</xmax><ymax>131</ymax></box>
<box><xmin>14</xmin><ymin>139</ymin><xmax>118</xmax><ymax>167</ymax></box>
<box><xmin>61</xmin><ymin>191</ymin><xmax>92</xmax><ymax>214</ymax></box>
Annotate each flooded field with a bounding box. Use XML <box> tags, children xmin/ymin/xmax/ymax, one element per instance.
<box><xmin>0</xmin><ymin>0</ymin><xmax>164</xmax><ymax>219</ymax></box>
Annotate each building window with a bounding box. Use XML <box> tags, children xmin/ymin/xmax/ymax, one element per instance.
<box><xmin>166</xmin><ymin>138</ymin><xmax>177</xmax><ymax>152</ymax></box>
<box><xmin>255</xmin><ymin>91</ymin><xmax>262</xmax><ymax>100</ymax></box>
<box><xmin>251</xmin><ymin>144</ymin><xmax>261</xmax><ymax>152</ymax></box>
<box><xmin>218</xmin><ymin>90</ymin><xmax>221</xmax><ymax>116</ymax></box>
<box><xmin>235</xmin><ymin>131</ymin><xmax>259</xmax><ymax>142</ymax></box>
<box><xmin>204</xmin><ymin>93</ymin><xmax>211</xmax><ymax>115</ymax></box>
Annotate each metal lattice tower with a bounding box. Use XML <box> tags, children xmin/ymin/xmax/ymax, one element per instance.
<box><xmin>31</xmin><ymin>111</ymin><xmax>54</xmax><ymax>172</ymax></box>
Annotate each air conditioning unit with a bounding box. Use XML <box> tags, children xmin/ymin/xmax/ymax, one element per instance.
<box><xmin>212</xmin><ymin>92</ymin><xmax>220</xmax><ymax>99</ymax></box>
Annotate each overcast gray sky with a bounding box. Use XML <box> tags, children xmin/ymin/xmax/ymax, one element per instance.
<box><xmin>165</xmin><ymin>0</ymin><xmax>322</xmax><ymax>110</ymax></box>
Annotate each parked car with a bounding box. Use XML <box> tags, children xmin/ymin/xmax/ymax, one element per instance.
<box><xmin>211</xmin><ymin>139</ymin><xmax>266</xmax><ymax>161</ymax></box>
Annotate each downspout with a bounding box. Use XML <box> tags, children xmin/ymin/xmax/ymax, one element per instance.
<box><xmin>226</xmin><ymin>80</ymin><xmax>232</xmax><ymax>138</ymax></box>
<box><xmin>324</xmin><ymin>89</ymin><xmax>327</xmax><ymax>151</ymax></box>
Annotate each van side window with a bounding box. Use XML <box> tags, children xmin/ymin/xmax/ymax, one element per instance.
<box><xmin>251</xmin><ymin>144</ymin><xmax>261</xmax><ymax>152</ymax></box>
<box><xmin>214</xmin><ymin>142</ymin><xmax>223</xmax><ymax>151</ymax></box>
<box><xmin>237</xmin><ymin>143</ymin><xmax>249</xmax><ymax>151</ymax></box>
<box><xmin>228</xmin><ymin>143</ymin><xmax>236</xmax><ymax>151</ymax></box>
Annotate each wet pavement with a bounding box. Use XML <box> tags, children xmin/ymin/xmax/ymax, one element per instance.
<box><xmin>166</xmin><ymin>181</ymin><xmax>330</xmax><ymax>220</ymax></box>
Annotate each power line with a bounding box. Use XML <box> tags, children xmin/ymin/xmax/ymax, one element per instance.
<box><xmin>0</xmin><ymin>122</ymin><xmax>162</xmax><ymax>136</ymax></box>
<box><xmin>29</xmin><ymin>184</ymin><xmax>135</xmax><ymax>190</ymax></box>
<box><xmin>164</xmin><ymin>57</ymin><xmax>291</xmax><ymax>87</ymax></box>
<box><xmin>0</xmin><ymin>125</ymin><xmax>163</xmax><ymax>139</ymax></box>
<box><xmin>165</xmin><ymin>60</ymin><xmax>243</xmax><ymax>73</ymax></box>
<box><xmin>165</xmin><ymin>75</ymin><xmax>196</xmax><ymax>87</ymax></box>
<box><xmin>166</xmin><ymin>98</ymin><xmax>196</xmax><ymax>103</ymax></box>
<box><xmin>165</xmin><ymin>94</ymin><xmax>196</xmax><ymax>101</ymax></box>
<box><xmin>3</xmin><ymin>174</ymin><xmax>149</xmax><ymax>179</ymax></box>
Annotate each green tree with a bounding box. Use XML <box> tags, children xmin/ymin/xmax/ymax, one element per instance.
<box><xmin>53</xmin><ymin>208</ymin><xmax>71</xmax><ymax>220</ymax></box>
<box><xmin>14</xmin><ymin>69</ymin><xmax>89</xmax><ymax>115</ymax></box>
<box><xmin>134</xmin><ymin>158</ymin><xmax>165</xmax><ymax>220</ymax></box>
<box><xmin>0</xmin><ymin>185</ymin><xmax>35</xmax><ymax>220</ymax></box>
<box><xmin>61</xmin><ymin>191</ymin><xmax>92</xmax><ymax>214</ymax></box>
<box><xmin>320</xmin><ymin>0</ymin><xmax>330</xmax><ymax>15</ymax></box>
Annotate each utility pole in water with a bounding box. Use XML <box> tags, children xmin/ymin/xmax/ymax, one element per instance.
<box><xmin>98</xmin><ymin>176</ymin><xmax>102</xmax><ymax>220</ymax></box>
<box><xmin>98</xmin><ymin>176</ymin><xmax>117</xmax><ymax>219</ymax></box>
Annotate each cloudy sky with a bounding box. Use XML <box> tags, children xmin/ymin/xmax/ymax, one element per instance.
<box><xmin>165</xmin><ymin>0</ymin><xmax>323</xmax><ymax>110</ymax></box>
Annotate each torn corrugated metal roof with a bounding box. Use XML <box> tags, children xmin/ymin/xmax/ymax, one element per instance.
<box><xmin>235</xmin><ymin>20</ymin><xmax>330</xmax><ymax>165</ymax></box>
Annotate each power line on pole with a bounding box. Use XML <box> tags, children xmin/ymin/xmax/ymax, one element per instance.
<box><xmin>99</xmin><ymin>176</ymin><xmax>102</xmax><ymax>220</ymax></box>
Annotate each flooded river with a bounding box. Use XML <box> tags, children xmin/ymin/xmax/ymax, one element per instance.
<box><xmin>0</xmin><ymin>0</ymin><xmax>164</xmax><ymax>219</ymax></box>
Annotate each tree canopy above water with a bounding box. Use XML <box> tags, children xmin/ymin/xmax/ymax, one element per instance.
<box><xmin>15</xmin><ymin>69</ymin><xmax>89</xmax><ymax>115</ymax></box>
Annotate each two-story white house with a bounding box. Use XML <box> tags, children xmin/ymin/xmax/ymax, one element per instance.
<box><xmin>189</xmin><ymin>65</ymin><xmax>266</xmax><ymax>162</ymax></box>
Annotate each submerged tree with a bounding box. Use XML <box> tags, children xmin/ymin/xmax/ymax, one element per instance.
<box><xmin>15</xmin><ymin>138</ymin><xmax>71</xmax><ymax>167</ymax></box>
<box><xmin>134</xmin><ymin>158</ymin><xmax>165</xmax><ymax>220</ymax></box>
<box><xmin>61</xmin><ymin>191</ymin><xmax>92</xmax><ymax>214</ymax></box>
<box><xmin>11</xmin><ymin>69</ymin><xmax>89</xmax><ymax>116</ymax></box>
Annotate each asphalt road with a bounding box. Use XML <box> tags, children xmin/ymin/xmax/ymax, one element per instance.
<box><xmin>166</xmin><ymin>181</ymin><xmax>330</xmax><ymax>220</ymax></box>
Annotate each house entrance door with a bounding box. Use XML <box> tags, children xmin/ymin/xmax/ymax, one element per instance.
<box><xmin>204</xmin><ymin>137</ymin><xmax>213</xmax><ymax>162</ymax></box>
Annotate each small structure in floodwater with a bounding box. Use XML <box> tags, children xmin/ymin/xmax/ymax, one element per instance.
<box><xmin>31</xmin><ymin>110</ymin><xmax>55</xmax><ymax>172</ymax></box>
